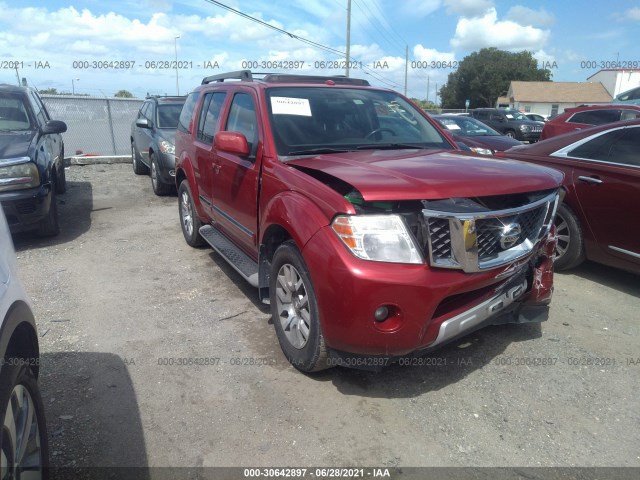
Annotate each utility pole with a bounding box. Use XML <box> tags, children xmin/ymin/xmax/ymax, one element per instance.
<box><xmin>404</xmin><ymin>46</ymin><xmax>408</xmax><ymax>96</ymax></box>
<box><xmin>345</xmin><ymin>0</ymin><xmax>351</xmax><ymax>77</ymax></box>
<box><xmin>174</xmin><ymin>34</ymin><xmax>181</xmax><ymax>95</ymax></box>
<box><xmin>427</xmin><ymin>76</ymin><xmax>430</xmax><ymax>104</ymax></box>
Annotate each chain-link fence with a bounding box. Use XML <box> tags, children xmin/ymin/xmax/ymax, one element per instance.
<box><xmin>41</xmin><ymin>95</ymin><xmax>143</xmax><ymax>156</ymax></box>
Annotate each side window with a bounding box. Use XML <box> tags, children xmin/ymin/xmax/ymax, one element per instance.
<box><xmin>225</xmin><ymin>93</ymin><xmax>258</xmax><ymax>156</ymax></box>
<box><xmin>567</xmin><ymin>129</ymin><xmax>623</xmax><ymax>161</ymax></box>
<box><xmin>139</xmin><ymin>102</ymin><xmax>150</xmax><ymax>120</ymax></box>
<box><xmin>620</xmin><ymin>109</ymin><xmax>640</xmax><ymax>121</ymax></box>
<box><xmin>31</xmin><ymin>92</ymin><xmax>50</xmax><ymax>122</ymax></box>
<box><xmin>197</xmin><ymin>92</ymin><xmax>226</xmax><ymax>144</ymax></box>
<box><xmin>607</xmin><ymin>127</ymin><xmax>640</xmax><ymax>167</ymax></box>
<box><xmin>178</xmin><ymin>92</ymin><xmax>200</xmax><ymax>134</ymax></box>
<box><xmin>569</xmin><ymin>110</ymin><xmax>620</xmax><ymax>125</ymax></box>
<box><xmin>476</xmin><ymin>111</ymin><xmax>488</xmax><ymax>120</ymax></box>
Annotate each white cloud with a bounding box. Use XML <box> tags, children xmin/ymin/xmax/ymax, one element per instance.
<box><xmin>400</xmin><ymin>0</ymin><xmax>442</xmax><ymax>17</ymax></box>
<box><xmin>413</xmin><ymin>45</ymin><xmax>456</xmax><ymax>62</ymax></box>
<box><xmin>450</xmin><ymin>8</ymin><xmax>550</xmax><ymax>51</ymax></box>
<box><xmin>506</xmin><ymin>6</ymin><xmax>555</xmax><ymax>27</ymax></box>
<box><xmin>444</xmin><ymin>0</ymin><xmax>494</xmax><ymax>17</ymax></box>
<box><xmin>622</xmin><ymin>7</ymin><xmax>640</xmax><ymax>21</ymax></box>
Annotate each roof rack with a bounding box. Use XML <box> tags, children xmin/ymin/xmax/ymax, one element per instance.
<box><xmin>202</xmin><ymin>70</ymin><xmax>254</xmax><ymax>84</ymax></box>
<box><xmin>201</xmin><ymin>70</ymin><xmax>370</xmax><ymax>86</ymax></box>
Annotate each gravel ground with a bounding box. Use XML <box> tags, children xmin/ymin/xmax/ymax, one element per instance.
<box><xmin>12</xmin><ymin>164</ymin><xmax>640</xmax><ymax>477</ymax></box>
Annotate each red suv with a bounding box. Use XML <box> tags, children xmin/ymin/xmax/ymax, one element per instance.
<box><xmin>541</xmin><ymin>104</ymin><xmax>640</xmax><ymax>140</ymax></box>
<box><xmin>174</xmin><ymin>71</ymin><xmax>563</xmax><ymax>372</ymax></box>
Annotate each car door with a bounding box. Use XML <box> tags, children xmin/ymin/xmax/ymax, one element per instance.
<box><xmin>555</xmin><ymin>125</ymin><xmax>640</xmax><ymax>267</ymax></box>
<box><xmin>193</xmin><ymin>91</ymin><xmax>227</xmax><ymax>217</ymax></box>
<box><xmin>211</xmin><ymin>89</ymin><xmax>261</xmax><ymax>255</ymax></box>
<box><xmin>138</xmin><ymin>102</ymin><xmax>154</xmax><ymax>164</ymax></box>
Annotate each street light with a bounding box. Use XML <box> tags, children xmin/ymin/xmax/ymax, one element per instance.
<box><xmin>174</xmin><ymin>34</ymin><xmax>180</xmax><ymax>95</ymax></box>
<box><xmin>72</xmin><ymin>78</ymin><xmax>79</xmax><ymax>95</ymax></box>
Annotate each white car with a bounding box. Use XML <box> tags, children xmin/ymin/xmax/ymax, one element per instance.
<box><xmin>0</xmin><ymin>209</ymin><xmax>48</xmax><ymax>477</ymax></box>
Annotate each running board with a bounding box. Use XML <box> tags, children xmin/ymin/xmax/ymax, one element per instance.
<box><xmin>199</xmin><ymin>225</ymin><xmax>259</xmax><ymax>288</ymax></box>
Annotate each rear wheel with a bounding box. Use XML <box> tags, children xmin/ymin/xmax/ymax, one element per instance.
<box><xmin>0</xmin><ymin>363</ymin><xmax>49</xmax><ymax>480</ymax></box>
<box><xmin>178</xmin><ymin>181</ymin><xmax>205</xmax><ymax>247</ymax></box>
<box><xmin>553</xmin><ymin>203</ymin><xmax>585</xmax><ymax>270</ymax></box>
<box><xmin>150</xmin><ymin>153</ymin><xmax>172</xmax><ymax>196</ymax></box>
<box><xmin>270</xmin><ymin>241</ymin><xmax>330</xmax><ymax>372</ymax></box>
<box><xmin>132</xmin><ymin>142</ymin><xmax>149</xmax><ymax>175</ymax></box>
<box><xmin>505</xmin><ymin>130</ymin><xmax>516</xmax><ymax>138</ymax></box>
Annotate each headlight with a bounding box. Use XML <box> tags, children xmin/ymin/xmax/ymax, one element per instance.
<box><xmin>160</xmin><ymin>140</ymin><xmax>175</xmax><ymax>155</ymax></box>
<box><xmin>0</xmin><ymin>160</ymin><xmax>40</xmax><ymax>192</ymax></box>
<box><xmin>332</xmin><ymin>215</ymin><xmax>423</xmax><ymax>264</ymax></box>
<box><xmin>470</xmin><ymin>147</ymin><xmax>493</xmax><ymax>155</ymax></box>
<box><xmin>519</xmin><ymin>125</ymin><xmax>531</xmax><ymax>132</ymax></box>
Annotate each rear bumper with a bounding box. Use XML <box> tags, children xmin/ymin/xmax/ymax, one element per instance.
<box><xmin>0</xmin><ymin>184</ymin><xmax>52</xmax><ymax>233</ymax></box>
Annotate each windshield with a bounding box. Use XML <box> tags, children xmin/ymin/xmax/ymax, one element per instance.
<box><xmin>503</xmin><ymin>110</ymin><xmax>529</xmax><ymax>121</ymax></box>
<box><xmin>157</xmin><ymin>103</ymin><xmax>184</xmax><ymax>128</ymax></box>
<box><xmin>0</xmin><ymin>95</ymin><xmax>33</xmax><ymax>131</ymax></box>
<box><xmin>436</xmin><ymin>116</ymin><xmax>501</xmax><ymax>136</ymax></box>
<box><xmin>265</xmin><ymin>87</ymin><xmax>453</xmax><ymax>157</ymax></box>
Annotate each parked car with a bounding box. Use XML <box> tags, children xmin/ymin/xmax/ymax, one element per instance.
<box><xmin>0</xmin><ymin>208</ymin><xmax>49</xmax><ymax>476</ymax></box>
<box><xmin>433</xmin><ymin>114</ymin><xmax>522</xmax><ymax>154</ymax></box>
<box><xmin>525</xmin><ymin>113</ymin><xmax>548</xmax><ymax>122</ymax></box>
<box><xmin>131</xmin><ymin>95</ymin><xmax>186</xmax><ymax>195</ymax></box>
<box><xmin>612</xmin><ymin>86</ymin><xmax>640</xmax><ymax>106</ymax></box>
<box><xmin>175</xmin><ymin>70</ymin><xmax>563</xmax><ymax>372</ymax></box>
<box><xmin>0</xmin><ymin>84</ymin><xmax>67</xmax><ymax>236</ymax></box>
<box><xmin>540</xmin><ymin>104</ymin><xmax>640</xmax><ymax>140</ymax></box>
<box><xmin>498</xmin><ymin>119</ymin><xmax>640</xmax><ymax>274</ymax></box>
<box><xmin>471</xmin><ymin>108</ymin><xmax>542</xmax><ymax>142</ymax></box>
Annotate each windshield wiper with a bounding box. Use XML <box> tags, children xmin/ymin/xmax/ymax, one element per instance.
<box><xmin>287</xmin><ymin>147</ymin><xmax>354</xmax><ymax>155</ymax></box>
<box><xmin>355</xmin><ymin>143</ymin><xmax>427</xmax><ymax>150</ymax></box>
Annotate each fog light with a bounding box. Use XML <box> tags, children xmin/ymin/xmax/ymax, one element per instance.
<box><xmin>374</xmin><ymin>306</ymin><xmax>389</xmax><ymax>322</ymax></box>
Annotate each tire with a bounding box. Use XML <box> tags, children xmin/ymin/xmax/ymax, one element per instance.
<box><xmin>270</xmin><ymin>241</ymin><xmax>330</xmax><ymax>373</ymax></box>
<box><xmin>55</xmin><ymin>148</ymin><xmax>66</xmax><ymax>194</ymax></box>
<box><xmin>0</xmin><ymin>363</ymin><xmax>50</xmax><ymax>480</ymax></box>
<box><xmin>553</xmin><ymin>203</ymin><xmax>585</xmax><ymax>270</ymax></box>
<box><xmin>150</xmin><ymin>153</ymin><xmax>172</xmax><ymax>196</ymax></box>
<box><xmin>37</xmin><ymin>186</ymin><xmax>60</xmax><ymax>237</ymax></box>
<box><xmin>132</xmin><ymin>142</ymin><xmax>149</xmax><ymax>175</ymax></box>
<box><xmin>178</xmin><ymin>181</ymin><xmax>205</xmax><ymax>247</ymax></box>
<box><xmin>505</xmin><ymin>130</ymin><xmax>516</xmax><ymax>138</ymax></box>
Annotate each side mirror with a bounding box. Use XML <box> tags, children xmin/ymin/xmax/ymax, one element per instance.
<box><xmin>215</xmin><ymin>131</ymin><xmax>250</xmax><ymax>156</ymax></box>
<box><xmin>41</xmin><ymin>120</ymin><xmax>67</xmax><ymax>135</ymax></box>
<box><xmin>136</xmin><ymin>118</ymin><xmax>152</xmax><ymax>129</ymax></box>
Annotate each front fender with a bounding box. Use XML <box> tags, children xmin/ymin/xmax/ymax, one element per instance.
<box><xmin>260</xmin><ymin>191</ymin><xmax>332</xmax><ymax>251</ymax></box>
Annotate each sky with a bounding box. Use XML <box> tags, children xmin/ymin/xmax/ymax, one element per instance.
<box><xmin>1</xmin><ymin>0</ymin><xmax>639</xmax><ymax>102</ymax></box>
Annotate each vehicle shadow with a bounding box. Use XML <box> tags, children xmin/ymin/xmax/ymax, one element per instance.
<box><xmin>313</xmin><ymin>322</ymin><xmax>543</xmax><ymax>398</ymax></box>
<box><xmin>40</xmin><ymin>352</ymin><xmax>150</xmax><ymax>479</ymax></box>
<box><xmin>559</xmin><ymin>261</ymin><xmax>640</xmax><ymax>298</ymax></box>
<box><xmin>12</xmin><ymin>180</ymin><xmax>93</xmax><ymax>251</ymax></box>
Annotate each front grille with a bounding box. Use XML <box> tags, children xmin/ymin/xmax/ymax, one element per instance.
<box><xmin>423</xmin><ymin>191</ymin><xmax>559</xmax><ymax>272</ymax></box>
<box><xmin>476</xmin><ymin>205</ymin><xmax>547</xmax><ymax>259</ymax></box>
<box><xmin>531</xmin><ymin>126</ymin><xmax>543</xmax><ymax>133</ymax></box>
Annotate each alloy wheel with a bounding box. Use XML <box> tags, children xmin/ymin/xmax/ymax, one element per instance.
<box><xmin>275</xmin><ymin>264</ymin><xmax>311</xmax><ymax>349</ymax></box>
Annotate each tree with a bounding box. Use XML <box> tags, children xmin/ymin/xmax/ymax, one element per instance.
<box><xmin>410</xmin><ymin>98</ymin><xmax>440</xmax><ymax>111</ymax></box>
<box><xmin>114</xmin><ymin>89</ymin><xmax>134</xmax><ymax>98</ymax></box>
<box><xmin>439</xmin><ymin>48</ymin><xmax>552</xmax><ymax>109</ymax></box>
<box><xmin>39</xmin><ymin>88</ymin><xmax>59</xmax><ymax>95</ymax></box>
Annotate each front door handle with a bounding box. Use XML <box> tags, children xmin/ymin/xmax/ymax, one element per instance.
<box><xmin>578</xmin><ymin>175</ymin><xmax>603</xmax><ymax>184</ymax></box>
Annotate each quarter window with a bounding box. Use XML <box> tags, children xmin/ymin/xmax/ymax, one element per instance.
<box><xmin>178</xmin><ymin>92</ymin><xmax>200</xmax><ymax>134</ymax></box>
<box><xmin>197</xmin><ymin>92</ymin><xmax>226</xmax><ymax>144</ymax></box>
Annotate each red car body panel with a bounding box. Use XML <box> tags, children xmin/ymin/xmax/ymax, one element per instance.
<box><xmin>541</xmin><ymin>104</ymin><xmax>640</xmax><ymax>140</ymax></box>
<box><xmin>502</xmin><ymin>120</ymin><xmax>640</xmax><ymax>274</ymax></box>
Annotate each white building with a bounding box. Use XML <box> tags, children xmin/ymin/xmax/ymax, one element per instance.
<box><xmin>499</xmin><ymin>81</ymin><xmax>612</xmax><ymax>117</ymax></box>
<box><xmin>587</xmin><ymin>69</ymin><xmax>640</xmax><ymax>97</ymax></box>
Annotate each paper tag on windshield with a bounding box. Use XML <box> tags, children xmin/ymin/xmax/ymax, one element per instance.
<box><xmin>271</xmin><ymin>97</ymin><xmax>312</xmax><ymax>116</ymax></box>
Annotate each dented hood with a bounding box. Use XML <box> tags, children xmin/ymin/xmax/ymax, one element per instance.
<box><xmin>287</xmin><ymin>149</ymin><xmax>563</xmax><ymax>201</ymax></box>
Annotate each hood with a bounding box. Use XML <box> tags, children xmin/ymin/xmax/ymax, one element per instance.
<box><xmin>456</xmin><ymin>134</ymin><xmax>522</xmax><ymax>152</ymax></box>
<box><xmin>0</xmin><ymin>130</ymin><xmax>35</xmax><ymax>160</ymax></box>
<box><xmin>157</xmin><ymin>128</ymin><xmax>177</xmax><ymax>144</ymax></box>
<box><xmin>287</xmin><ymin>149</ymin><xmax>563</xmax><ymax>201</ymax></box>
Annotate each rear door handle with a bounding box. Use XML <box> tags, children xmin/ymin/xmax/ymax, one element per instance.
<box><xmin>578</xmin><ymin>175</ymin><xmax>603</xmax><ymax>184</ymax></box>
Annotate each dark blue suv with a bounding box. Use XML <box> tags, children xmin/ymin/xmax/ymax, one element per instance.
<box><xmin>0</xmin><ymin>84</ymin><xmax>67</xmax><ymax>236</ymax></box>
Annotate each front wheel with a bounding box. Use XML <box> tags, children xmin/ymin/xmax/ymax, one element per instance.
<box><xmin>132</xmin><ymin>142</ymin><xmax>149</xmax><ymax>175</ymax></box>
<box><xmin>178</xmin><ymin>181</ymin><xmax>205</xmax><ymax>247</ymax></box>
<box><xmin>505</xmin><ymin>130</ymin><xmax>516</xmax><ymax>138</ymax></box>
<box><xmin>37</xmin><ymin>187</ymin><xmax>60</xmax><ymax>237</ymax></box>
<box><xmin>270</xmin><ymin>241</ymin><xmax>330</xmax><ymax>372</ymax></box>
<box><xmin>55</xmin><ymin>148</ymin><xmax>66</xmax><ymax>194</ymax></box>
<box><xmin>0</xmin><ymin>363</ymin><xmax>49</xmax><ymax>480</ymax></box>
<box><xmin>553</xmin><ymin>203</ymin><xmax>585</xmax><ymax>270</ymax></box>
